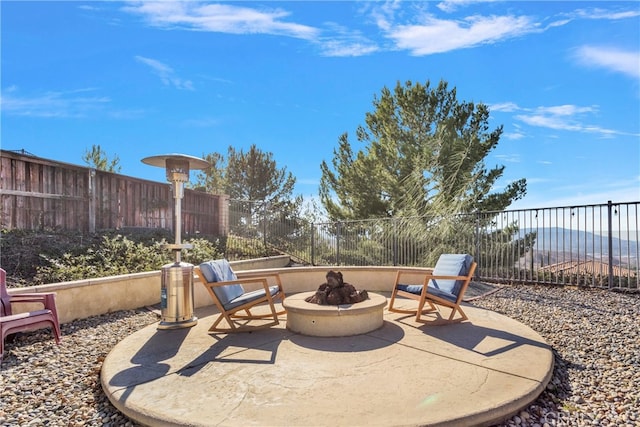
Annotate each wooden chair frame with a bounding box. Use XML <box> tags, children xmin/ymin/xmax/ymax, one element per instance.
<box><xmin>389</xmin><ymin>261</ymin><xmax>477</xmax><ymax>324</ymax></box>
<box><xmin>1</xmin><ymin>268</ymin><xmax>62</xmax><ymax>359</ymax></box>
<box><xmin>195</xmin><ymin>267</ymin><xmax>286</xmax><ymax>333</ymax></box>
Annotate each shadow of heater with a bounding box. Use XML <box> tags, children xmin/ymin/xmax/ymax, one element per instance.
<box><xmin>142</xmin><ymin>153</ymin><xmax>210</xmax><ymax>330</ymax></box>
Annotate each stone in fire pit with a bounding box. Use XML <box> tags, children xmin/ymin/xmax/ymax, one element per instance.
<box><xmin>305</xmin><ymin>271</ymin><xmax>369</xmax><ymax>305</ymax></box>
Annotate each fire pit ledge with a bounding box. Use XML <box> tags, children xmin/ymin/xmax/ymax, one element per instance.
<box><xmin>283</xmin><ymin>291</ymin><xmax>387</xmax><ymax>337</ymax></box>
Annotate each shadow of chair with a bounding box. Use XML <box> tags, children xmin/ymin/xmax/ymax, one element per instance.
<box><xmin>195</xmin><ymin>259</ymin><xmax>286</xmax><ymax>333</ymax></box>
<box><xmin>388</xmin><ymin>254</ymin><xmax>477</xmax><ymax>324</ymax></box>
<box><xmin>1</xmin><ymin>268</ymin><xmax>62</xmax><ymax>359</ymax></box>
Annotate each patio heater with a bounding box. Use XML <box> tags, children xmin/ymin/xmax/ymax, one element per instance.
<box><xmin>141</xmin><ymin>153</ymin><xmax>210</xmax><ymax>330</ymax></box>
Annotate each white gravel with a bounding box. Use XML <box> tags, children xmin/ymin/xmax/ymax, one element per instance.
<box><xmin>1</xmin><ymin>285</ymin><xmax>638</xmax><ymax>427</ymax></box>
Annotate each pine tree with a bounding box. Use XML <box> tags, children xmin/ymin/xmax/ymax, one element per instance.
<box><xmin>193</xmin><ymin>144</ymin><xmax>303</xmax><ymax>254</ymax></box>
<box><xmin>82</xmin><ymin>144</ymin><xmax>121</xmax><ymax>173</ymax></box>
<box><xmin>319</xmin><ymin>79</ymin><xmax>526</xmax><ymax>221</ymax></box>
<box><xmin>319</xmin><ymin>79</ymin><xmax>530</xmax><ymax>267</ymax></box>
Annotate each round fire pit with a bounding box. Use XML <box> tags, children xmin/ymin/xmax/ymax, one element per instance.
<box><xmin>283</xmin><ymin>291</ymin><xmax>387</xmax><ymax>337</ymax></box>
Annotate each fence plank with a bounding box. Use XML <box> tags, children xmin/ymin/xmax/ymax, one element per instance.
<box><xmin>0</xmin><ymin>149</ymin><xmax>225</xmax><ymax>235</ymax></box>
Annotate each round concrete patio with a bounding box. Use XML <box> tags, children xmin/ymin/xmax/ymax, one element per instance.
<box><xmin>101</xmin><ymin>297</ymin><xmax>553</xmax><ymax>427</ymax></box>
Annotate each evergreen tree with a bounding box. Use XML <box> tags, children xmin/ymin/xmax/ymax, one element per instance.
<box><xmin>319</xmin><ymin>79</ymin><xmax>530</xmax><ymax>267</ymax></box>
<box><xmin>193</xmin><ymin>145</ymin><xmax>303</xmax><ymax>254</ymax></box>
<box><xmin>319</xmin><ymin>79</ymin><xmax>526</xmax><ymax>221</ymax></box>
<box><xmin>194</xmin><ymin>145</ymin><xmax>300</xmax><ymax>206</ymax></box>
<box><xmin>225</xmin><ymin>145</ymin><xmax>298</xmax><ymax>205</ymax></box>
<box><xmin>82</xmin><ymin>144</ymin><xmax>121</xmax><ymax>173</ymax></box>
<box><xmin>192</xmin><ymin>152</ymin><xmax>226</xmax><ymax>194</ymax></box>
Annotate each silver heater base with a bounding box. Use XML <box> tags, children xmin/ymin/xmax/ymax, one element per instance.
<box><xmin>157</xmin><ymin>317</ymin><xmax>198</xmax><ymax>330</ymax></box>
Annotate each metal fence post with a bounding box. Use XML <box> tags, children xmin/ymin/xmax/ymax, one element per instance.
<box><xmin>475</xmin><ymin>211</ymin><xmax>480</xmax><ymax>279</ymax></box>
<box><xmin>336</xmin><ymin>221</ymin><xmax>341</xmax><ymax>266</ymax></box>
<box><xmin>311</xmin><ymin>222</ymin><xmax>315</xmax><ymax>266</ymax></box>
<box><xmin>393</xmin><ymin>218</ymin><xmax>398</xmax><ymax>266</ymax></box>
<box><xmin>263</xmin><ymin>200</ymin><xmax>268</xmax><ymax>256</ymax></box>
<box><xmin>608</xmin><ymin>200</ymin><xmax>614</xmax><ymax>289</ymax></box>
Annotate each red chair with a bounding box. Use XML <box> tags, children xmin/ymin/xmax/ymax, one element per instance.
<box><xmin>1</xmin><ymin>268</ymin><xmax>61</xmax><ymax>359</ymax></box>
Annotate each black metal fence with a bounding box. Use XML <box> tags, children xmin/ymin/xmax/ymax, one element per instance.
<box><xmin>226</xmin><ymin>199</ymin><xmax>639</xmax><ymax>291</ymax></box>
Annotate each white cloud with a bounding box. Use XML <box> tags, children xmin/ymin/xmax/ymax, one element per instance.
<box><xmin>436</xmin><ymin>0</ymin><xmax>500</xmax><ymax>14</ymax></box>
<box><xmin>514</xmin><ymin>104</ymin><xmax>629</xmax><ymax>137</ymax></box>
<box><xmin>503</xmin><ymin>131</ymin><xmax>525</xmax><ymax>140</ymax></box>
<box><xmin>515</xmin><ymin>113</ymin><xmax>616</xmax><ymax>136</ymax></box>
<box><xmin>491</xmin><ymin>102</ymin><xmax>637</xmax><ymax>138</ymax></box>
<box><xmin>574</xmin><ymin>45</ymin><xmax>640</xmax><ymax>79</ymax></box>
<box><xmin>1</xmin><ymin>88</ymin><xmax>110</xmax><ymax>118</ymax></box>
<box><xmin>123</xmin><ymin>1</ymin><xmax>319</xmax><ymax>40</ymax></box>
<box><xmin>385</xmin><ymin>14</ymin><xmax>538</xmax><ymax>55</ymax></box>
<box><xmin>135</xmin><ymin>55</ymin><xmax>194</xmax><ymax>90</ymax></box>
<box><xmin>490</xmin><ymin>102</ymin><xmax>520</xmax><ymax>113</ymax></box>
<box><xmin>121</xmin><ymin>2</ymin><xmax>640</xmax><ymax>60</ymax></box>
<box><xmin>316</xmin><ymin>22</ymin><xmax>379</xmax><ymax>57</ymax></box>
<box><xmin>574</xmin><ymin>8</ymin><xmax>640</xmax><ymax>21</ymax></box>
<box><xmin>123</xmin><ymin>1</ymin><xmax>379</xmax><ymax>57</ymax></box>
<box><xmin>320</xmin><ymin>41</ymin><xmax>379</xmax><ymax>57</ymax></box>
<box><xmin>495</xmin><ymin>153</ymin><xmax>521</xmax><ymax>163</ymax></box>
<box><xmin>539</xmin><ymin>105</ymin><xmax>597</xmax><ymax>116</ymax></box>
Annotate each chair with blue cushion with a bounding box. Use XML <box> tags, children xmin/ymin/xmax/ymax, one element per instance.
<box><xmin>195</xmin><ymin>259</ymin><xmax>286</xmax><ymax>333</ymax></box>
<box><xmin>388</xmin><ymin>254</ymin><xmax>477</xmax><ymax>324</ymax></box>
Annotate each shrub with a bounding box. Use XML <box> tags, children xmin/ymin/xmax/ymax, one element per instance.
<box><xmin>1</xmin><ymin>229</ymin><xmax>224</xmax><ymax>287</ymax></box>
<box><xmin>34</xmin><ymin>234</ymin><xmax>169</xmax><ymax>284</ymax></box>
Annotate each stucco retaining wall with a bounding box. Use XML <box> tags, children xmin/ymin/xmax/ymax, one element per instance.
<box><xmin>7</xmin><ymin>256</ymin><xmax>432</xmax><ymax>324</ymax></box>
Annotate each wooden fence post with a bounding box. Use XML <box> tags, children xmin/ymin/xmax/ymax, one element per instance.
<box><xmin>218</xmin><ymin>195</ymin><xmax>229</xmax><ymax>236</ymax></box>
<box><xmin>88</xmin><ymin>169</ymin><xmax>96</xmax><ymax>233</ymax></box>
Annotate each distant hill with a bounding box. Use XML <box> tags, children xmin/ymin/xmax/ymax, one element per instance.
<box><xmin>516</xmin><ymin>227</ymin><xmax>638</xmax><ymax>268</ymax></box>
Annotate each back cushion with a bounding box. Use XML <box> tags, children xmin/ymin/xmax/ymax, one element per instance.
<box><xmin>429</xmin><ymin>254</ymin><xmax>474</xmax><ymax>296</ymax></box>
<box><xmin>199</xmin><ymin>259</ymin><xmax>244</xmax><ymax>306</ymax></box>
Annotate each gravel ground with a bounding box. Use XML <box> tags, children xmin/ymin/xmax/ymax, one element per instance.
<box><xmin>1</xmin><ymin>284</ymin><xmax>638</xmax><ymax>427</ymax></box>
<box><xmin>472</xmin><ymin>285</ymin><xmax>640</xmax><ymax>427</ymax></box>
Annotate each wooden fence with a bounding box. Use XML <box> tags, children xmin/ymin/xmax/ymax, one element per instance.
<box><xmin>0</xmin><ymin>149</ymin><xmax>228</xmax><ymax>235</ymax></box>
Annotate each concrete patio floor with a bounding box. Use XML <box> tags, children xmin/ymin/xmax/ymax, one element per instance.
<box><xmin>101</xmin><ymin>297</ymin><xmax>554</xmax><ymax>427</ymax></box>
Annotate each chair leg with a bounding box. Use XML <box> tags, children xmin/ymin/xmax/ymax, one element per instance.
<box><xmin>388</xmin><ymin>289</ymin><xmax>398</xmax><ymax>311</ymax></box>
<box><xmin>209</xmin><ymin>313</ymin><xmax>234</xmax><ymax>332</ymax></box>
<box><xmin>415</xmin><ymin>299</ymin><xmax>437</xmax><ymax>322</ymax></box>
<box><xmin>448</xmin><ymin>305</ymin><xmax>468</xmax><ymax>322</ymax></box>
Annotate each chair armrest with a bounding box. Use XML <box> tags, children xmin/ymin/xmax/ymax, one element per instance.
<box><xmin>421</xmin><ymin>274</ymin><xmax>471</xmax><ymax>283</ymax></box>
<box><xmin>394</xmin><ymin>269</ymin><xmax>434</xmax><ymax>282</ymax></box>
<box><xmin>194</xmin><ymin>267</ymin><xmax>283</xmax><ymax>292</ymax></box>
<box><xmin>207</xmin><ymin>277</ymin><xmax>274</xmax><ymax>292</ymax></box>
<box><xmin>236</xmin><ymin>272</ymin><xmax>283</xmax><ymax>286</ymax></box>
<box><xmin>236</xmin><ymin>271</ymin><xmax>282</xmax><ymax>279</ymax></box>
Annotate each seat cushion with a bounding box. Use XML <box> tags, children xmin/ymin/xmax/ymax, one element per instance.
<box><xmin>396</xmin><ymin>284</ymin><xmax>423</xmax><ymax>295</ymax></box>
<box><xmin>225</xmin><ymin>285</ymin><xmax>281</xmax><ymax>311</ymax></box>
<box><xmin>395</xmin><ymin>284</ymin><xmax>457</xmax><ymax>303</ymax></box>
<box><xmin>429</xmin><ymin>254</ymin><xmax>474</xmax><ymax>296</ymax></box>
<box><xmin>199</xmin><ymin>260</ymin><xmax>244</xmax><ymax>306</ymax></box>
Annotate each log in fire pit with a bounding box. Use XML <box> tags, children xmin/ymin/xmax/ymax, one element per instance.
<box><xmin>304</xmin><ymin>271</ymin><xmax>369</xmax><ymax>306</ymax></box>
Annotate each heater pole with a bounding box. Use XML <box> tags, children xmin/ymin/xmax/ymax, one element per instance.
<box><xmin>142</xmin><ymin>154</ymin><xmax>210</xmax><ymax>329</ymax></box>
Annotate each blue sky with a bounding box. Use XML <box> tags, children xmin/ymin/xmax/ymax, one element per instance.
<box><xmin>2</xmin><ymin>1</ymin><xmax>639</xmax><ymax>211</ymax></box>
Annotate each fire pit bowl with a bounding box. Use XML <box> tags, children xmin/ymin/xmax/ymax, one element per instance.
<box><xmin>283</xmin><ymin>292</ymin><xmax>387</xmax><ymax>337</ymax></box>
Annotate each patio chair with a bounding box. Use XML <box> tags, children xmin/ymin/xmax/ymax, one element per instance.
<box><xmin>388</xmin><ymin>254</ymin><xmax>477</xmax><ymax>324</ymax></box>
<box><xmin>1</xmin><ymin>268</ymin><xmax>62</xmax><ymax>359</ymax></box>
<box><xmin>195</xmin><ymin>259</ymin><xmax>286</xmax><ymax>333</ymax></box>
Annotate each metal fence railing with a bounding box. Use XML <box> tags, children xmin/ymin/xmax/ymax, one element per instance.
<box><xmin>226</xmin><ymin>199</ymin><xmax>639</xmax><ymax>291</ymax></box>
